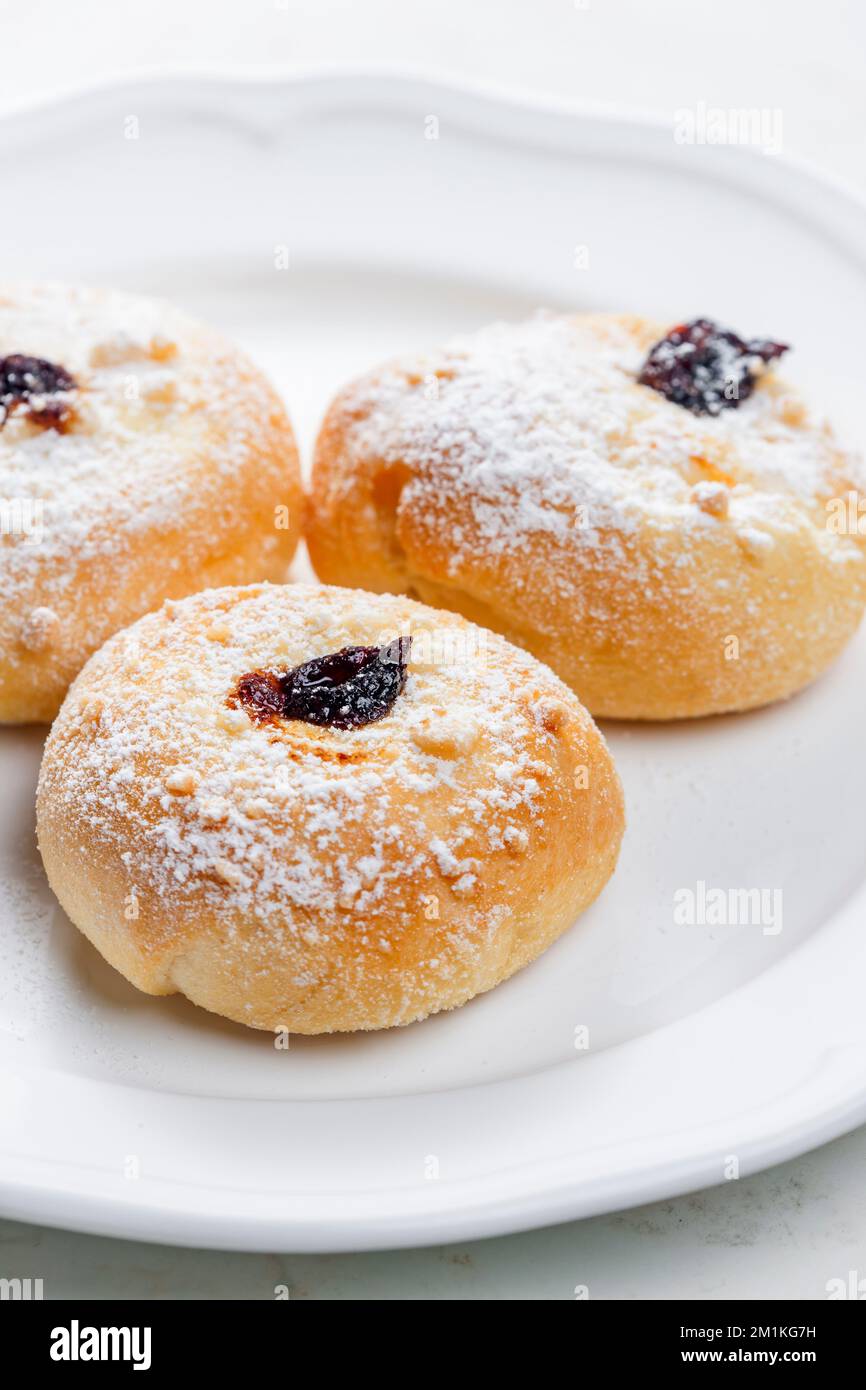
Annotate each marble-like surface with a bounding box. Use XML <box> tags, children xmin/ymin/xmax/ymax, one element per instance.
<box><xmin>1</xmin><ymin>0</ymin><xmax>864</xmax><ymax>1300</ymax></box>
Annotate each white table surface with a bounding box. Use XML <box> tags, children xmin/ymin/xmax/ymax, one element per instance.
<box><xmin>2</xmin><ymin>0</ymin><xmax>865</xmax><ymax>1300</ymax></box>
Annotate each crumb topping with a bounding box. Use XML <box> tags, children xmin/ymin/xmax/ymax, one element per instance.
<box><xmin>40</xmin><ymin>585</ymin><xmax>602</xmax><ymax>961</ymax></box>
<box><xmin>0</xmin><ymin>282</ymin><xmax>285</xmax><ymax>670</ymax></box>
<box><xmin>332</xmin><ymin>311</ymin><xmax>865</xmax><ymax>572</ymax></box>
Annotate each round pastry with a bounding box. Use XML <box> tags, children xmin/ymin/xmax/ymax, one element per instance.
<box><xmin>0</xmin><ymin>283</ymin><xmax>302</xmax><ymax>724</ymax></box>
<box><xmin>36</xmin><ymin>582</ymin><xmax>624</xmax><ymax>1034</ymax></box>
<box><xmin>307</xmin><ymin>313</ymin><xmax>866</xmax><ymax>719</ymax></box>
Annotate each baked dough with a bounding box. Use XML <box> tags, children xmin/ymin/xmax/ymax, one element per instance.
<box><xmin>307</xmin><ymin>313</ymin><xmax>866</xmax><ymax>719</ymax></box>
<box><xmin>0</xmin><ymin>283</ymin><xmax>302</xmax><ymax>723</ymax></box>
<box><xmin>36</xmin><ymin>582</ymin><xmax>624</xmax><ymax>1033</ymax></box>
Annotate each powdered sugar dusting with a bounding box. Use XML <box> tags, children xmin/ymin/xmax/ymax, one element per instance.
<box><xmin>334</xmin><ymin>311</ymin><xmax>866</xmax><ymax>574</ymax></box>
<box><xmin>0</xmin><ymin>282</ymin><xmax>287</xmax><ymax>674</ymax></box>
<box><xmin>39</xmin><ymin>584</ymin><xmax>602</xmax><ymax>978</ymax></box>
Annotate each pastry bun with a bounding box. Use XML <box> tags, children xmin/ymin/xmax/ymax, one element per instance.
<box><xmin>0</xmin><ymin>283</ymin><xmax>302</xmax><ymax>723</ymax></box>
<box><xmin>36</xmin><ymin>582</ymin><xmax>624</xmax><ymax>1033</ymax></box>
<box><xmin>307</xmin><ymin>312</ymin><xmax>866</xmax><ymax>719</ymax></box>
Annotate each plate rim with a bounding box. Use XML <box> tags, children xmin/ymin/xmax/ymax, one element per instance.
<box><xmin>2</xmin><ymin>64</ymin><xmax>866</xmax><ymax>221</ymax></box>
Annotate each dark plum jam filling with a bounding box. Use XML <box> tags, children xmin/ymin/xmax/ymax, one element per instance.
<box><xmin>637</xmin><ymin>319</ymin><xmax>788</xmax><ymax>416</ymax></box>
<box><xmin>231</xmin><ymin>637</ymin><xmax>412</xmax><ymax>731</ymax></box>
<box><xmin>0</xmin><ymin>354</ymin><xmax>78</xmax><ymax>430</ymax></box>
<box><xmin>233</xmin><ymin>670</ymin><xmax>285</xmax><ymax>723</ymax></box>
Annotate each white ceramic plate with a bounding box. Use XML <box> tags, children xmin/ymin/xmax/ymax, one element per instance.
<box><xmin>1</xmin><ymin>73</ymin><xmax>865</xmax><ymax>1252</ymax></box>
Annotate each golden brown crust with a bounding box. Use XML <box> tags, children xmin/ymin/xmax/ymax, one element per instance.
<box><xmin>0</xmin><ymin>283</ymin><xmax>302</xmax><ymax>723</ymax></box>
<box><xmin>307</xmin><ymin>313</ymin><xmax>866</xmax><ymax>719</ymax></box>
<box><xmin>36</xmin><ymin>582</ymin><xmax>624</xmax><ymax>1033</ymax></box>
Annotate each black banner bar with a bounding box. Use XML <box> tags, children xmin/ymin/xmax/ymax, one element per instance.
<box><xmin>0</xmin><ymin>1298</ymin><xmax>861</xmax><ymax>1370</ymax></box>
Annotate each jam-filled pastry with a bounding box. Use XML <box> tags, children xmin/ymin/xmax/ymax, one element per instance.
<box><xmin>0</xmin><ymin>283</ymin><xmax>302</xmax><ymax>723</ymax></box>
<box><xmin>307</xmin><ymin>313</ymin><xmax>866</xmax><ymax>719</ymax></box>
<box><xmin>36</xmin><ymin>583</ymin><xmax>625</xmax><ymax>1033</ymax></box>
